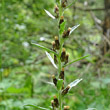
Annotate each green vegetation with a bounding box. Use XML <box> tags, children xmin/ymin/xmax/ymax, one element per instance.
<box><xmin>0</xmin><ymin>0</ymin><xmax>110</xmax><ymax>110</ymax></box>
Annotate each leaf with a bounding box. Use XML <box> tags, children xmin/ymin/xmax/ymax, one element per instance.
<box><xmin>63</xmin><ymin>55</ymin><xmax>90</xmax><ymax>67</ymax></box>
<box><xmin>44</xmin><ymin>9</ymin><xmax>55</xmax><ymax>19</ymax></box>
<box><xmin>69</xmin><ymin>24</ymin><xmax>80</xmax><ymax>35</ymax></box>
<box><xmin>45</xmin><ymin>51</ymin><xmax>58</xmax><ymax>69</ymax></box>
<box><xmin>68</xmin><ymin>79</ymin><xmax>82</xmax><ymax>90</ymax></box>
<box><xmin>24</xmin><ymin>104</ymin><xmax>50</xmax><ymax>110</ymax></box>
<box><xmin>59</xmin><ymin>21</ymin><xmax>66</xmax><ymax>35</ymax></box>
<box><xmin>31</xmin><ymin>43</ymin><xmax>57</xmax><ymax>56</ymax></box>
<box><xmin>86</xmin><ymin>108</ymin><xmax>97</xmax><ymax>110</ymax></box>
<box><xmin>66</xmin><ymin>0</ymin><xmax>77</xmax><ymax>9</ymax></box>
<box><xmin>57</xmin><ymin>79</ymin><xmax>63</xmax><ymax>90</ymax></box>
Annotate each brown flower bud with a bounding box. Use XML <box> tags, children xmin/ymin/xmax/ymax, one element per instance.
<box><xmin>51</xmin><ymin>100</ymin><xmax>55</xmax><ymax>110</ymax></box>
<box><xmin>52</xmin><ymin>41</ymin><xmax>56</xmax><ymax>51</ymax></box>
<box><xmin>61</xmin><ymin>48</ymin><xmax>66</xmax><ymax>62</ymax></box>
<box><xmin>54</xmin><ymin>5</ymin><xmax>59</xmax><ymax>13</ymax></box>
<box><xmin>66</xmin><ymin>27</ymin><xmax>71</xmax><ymax>36</ymax></box>
<box><xmin>54</xmin><ymin>54</ymin><xmax>57</xmax><ymax>64</ymax></box>
<box><xmin>52</xmin><ymin>75</ymin><xmax>57</xmax><ymax>86</ymax></box>
<box><xmin>62</xmin><ymin>30</ymin><xmax>67</xmax><ymax>38</ymax></box>
<box><xmin>59</xmin><ymin>68</ymin><xmax>64</xmax><ymax>80</ymax></box>
<box><xmin>64</xmin><ymin>106</ymin><xmax>70</xmax><ymax>110</ymax></box>
<box><xmin>65</xmin><ymin>54</ymin><xmax>69</xmax><ymax>64</ymax></box>
<box><xmin>59</xmin><ymin>16</ymin><xmax>64</xmax><ymax>28</ymax></box>
<box><xmin>55</xmin><ymin>36</ymin><xmax>60</xmax><ymax>49</ymax></box>
<box><xmin>61</xmin><ymin>0</ymin><xmax>67</xmax><ymax>8</ymax></box>
<box><xmin>61</xmin><ymin>85</ymin><xmax>70</xmax><ymax>96</ymax></box>
<box><xmin>53</xmin><ymin>96</ymin><xmax>59</xmax><ymax>107</ymax></box>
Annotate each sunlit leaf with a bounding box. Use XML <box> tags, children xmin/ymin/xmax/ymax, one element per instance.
<box><xmin>44</xmin><ymin>9</ymin><xmax>55</xmax><ymax>19</ymax></box>
<box><xmin>31</xmin><ymin>43</ymin><xmax>57</xmax><ymax>56</ymax></box>
<box><xmin>68</xmin><ymin>79</ymin><xmax>82</xmax><ymax>90</ymax></box>
<box><xmin>25</xmin><ymin>104</ymin><xmax>50</xmax><ymax>110</ymax></box>
<box><xmin>57</xmin><ymin>79</ymin><xmax>63</xmax><ymax>90</ymax></box>
<box><xmin>45</xmin><ymin>51</ymin><xmax>58</xmax><ymax>69</ymax></box>
<box><xmin>63</xmin><ymin>55</ymin><xmax>90</xmax><ymax>67</ymax></box>
<box><xmin>69</xmin><ymin>24</ymin><xmax>80</xmax><ymax>35</ymax></box>
<box><xmin>59</xmin><ymin>21</ymin><xmax>66</xmax><ymax>35</ymax></box>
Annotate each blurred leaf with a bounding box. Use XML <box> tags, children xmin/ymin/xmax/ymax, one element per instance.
<box><xmin>44</xmin><ymin>9</ymin><xmax>55</xmax><ymax>19</ymax></box>
<box><xmin>59</xmin><ymin>21</ymin><xmax>66</xmax><ymax>35</ymax></box>
<box><xmin>66</xmin><ymin>0</ymin><xmax>77</xmax><ymax>9</ymax></box>
<box><xmin>31</xmin><ymin>43</ymin><xmax>57</xmax><ymax>55</ymax></box>
<box><xmin>45</xmin><ymin>51</ymin><xmax>58</xmax><ymax>69</ymax></box>
<box><xmin>57</xmin><ymin>79</ymin><xmax>63</xmax><ymax>90</ymax></box>
<box><xmin>64</xmin><ymin>55</ymin><xmax>90</xmax><ymax>67</ymax></box>
<box><xmin>69</xmin><ymin>24</ymin><xmax>80</xmax><ymax>35</ymax></box>
<box><xmin>25</xmin><ymin>104</ymin><xmax>50</xmax><ymax>110</ymax></box>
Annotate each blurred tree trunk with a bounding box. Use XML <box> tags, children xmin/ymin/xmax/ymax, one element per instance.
<box><xmin>102</xmin><ymin>0</ymin><xmax>110</xmax><ymax>54</ymax></box>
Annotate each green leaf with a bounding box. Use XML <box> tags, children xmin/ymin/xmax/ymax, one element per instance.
<box><xmin>66</xmin><ymin>0</ymin><xmax>77</xmax><ymax>9</ymax></box>
<box><xmin>44</xmin><ymin>9</ymin><xmax>55</xmax><ymax>19</ymax></box>
<box><xmin>57</xmin><ymin>79</ymin><xmax>63</xmax><ymax>90</ymax></box>
<box><xmin>64</xmin><ymin>55</ymin><xmax>90</xmax><ymax>67</ymax></box>
<box><xmin>31</xmin><ymin>43</ymin><xmax>58</xmax><ymax>56</ymax></box>
<box><xmin>59</xmin><ymin>21</ymin><xmax>66</xmax><ymax>35</ymax></box>
<box><xmin>24</xmin><ymin>104</ymin><xmax>50</xmax><ymax>110</ymax></box>
<box><xmin>69</xmin><ymin>24</ymin><xmax>80</xmax><ymax>35</ymax></box>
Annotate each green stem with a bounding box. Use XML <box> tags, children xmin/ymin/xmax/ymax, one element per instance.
<box><xmin>58</xmin><ymin>91</ymin><xmax>62</xmax><ymax>110</ymax></box>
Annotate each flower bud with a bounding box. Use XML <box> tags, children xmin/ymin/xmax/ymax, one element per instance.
<box><xmin>62</xmin><ymin>30</ymin><xmax>67</xmax><ymax>38</ymax></box>
<box><xmin>59</xmin><ymin>68</ymin><xmax>64</xmax><ymax>80</ymax></box>
<box><xmin>65</xmin><ymin>54</ymin><xmax>69</xmax><ymax>64</ymax></box>
<box><xmin>66</xmin><ymin>27</ymin><xmax>71</xmax><ymax>36</ymax></box>
<box><xmin>52</xmin><ymin>41</ymin><xmax>56</xmax><ymax>51</ymax></box>
<box><xmin>59</xmin><ymin>16</ymin><xmax>64</xmax><ymax>28</ymax></box>
<box><xmin>51</xmin><ymin>100</ymin><xmax>55</xmax><ymax>110</ymax></box>
<box><xmin>61</xmin><ymin>48</ymin><xmax>66</xmax><ymax>62</ymax></box>
<box><xmin>52</xmin><ymin>75</ymin><xmax>57</xmax><ymax>86</ymax></box>
<box><xmin>53</xmin><ymin>96</ymin><xmax>59</xmax><ymax>107</ymax></box>
<box><xmin>55</xmin><ymin>36</ymin><xmax>60</xmax><ymax>49</ymax></box>
<box><xmin>54</xmin><ymin>54</ymin><xmax>57</xmax><ymax>64</ymax></box>
<box><xmin>61</xmin><ymin>0</ymin><xmax>67</xmax><ymax>8</ymax></box>
<box><xmin>64</xmin><ymin>106</ymin><xmax>70</xmax><ymax>110</ymax></box>
<box><xmin>54</xmin><ymin>5</ymin><xmax>59</xmax><ymax>13</ymax></box>
<box><xmin>61</xmin><ymin>85</ymin><xmax>70</xmax><ymax>96</ymax></box>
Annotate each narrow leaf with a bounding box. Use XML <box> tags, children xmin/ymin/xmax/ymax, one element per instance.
<box><xmin>86</xmin><ymin>108</ymin><xmax>97</xmax><ymax>110</ymax></box>
<box><xmin>66</xmin><ymin>0</ymin><xmax>77</xmax><ymax>9</ymax></box>
<box><xmin>64</xmin><ymin>55</ymin><xmax>90</xmax><ymax>67</ymax></box>
<box><xmin>68</xmin><ymin>79</ymin><xmax>82</xmax><ymax>90</ymax></box>
<box><xmin>69</xmin><ymin>24</ymin><xmax>80</xmax><ymax>35</ymax></box>
<box><xmin>59</xmin><ymin>21</ymin><xmax>66</xmax><ymax>35</ymax></box>
<box><xmin>31</xmin><ymin>43</ymin><xmax>57</xmax><ymax>56</ymax></box>
<box><xmin>45</xmin><ymin>51</ymin><xmax>58</xmax><ymax>69</ymax></box>
<box><xmin>44</xmin><ymin>9</ymin><xmax>55</xmax><ymax>19</ymax></box>
<box><xmin>25</xmin><ymin>104</ymin><xmax>50</xmax><ymax>110</ymax></box>
<box><xmin>57</xmin><ymin>79</ymin><xmax>63</xmax><ymax>90</ymax></box>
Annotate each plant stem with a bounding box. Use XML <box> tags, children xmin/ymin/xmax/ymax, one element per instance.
<box><xmin>58</xmin><ymin>91</ymin><xmax>62</xmax><ymax>110</ymax></box>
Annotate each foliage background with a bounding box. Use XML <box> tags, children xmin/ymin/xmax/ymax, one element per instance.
<box><xmin>0</xmin><ymin>0</ymin><xmax>110</xmax><ymax>110</ymax></box>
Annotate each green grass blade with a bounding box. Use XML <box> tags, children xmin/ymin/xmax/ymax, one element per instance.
<box><xmin>63</xmin><ymin>55</ymin><xmax>90</xmax><ymax>67</ymax></box>
<box><xmin>31</xmin><ymin>43</ymin><xmax>58</xmax><ymax>56</ymax></box>
<box><xmin>66</xmin><ymin>0</ymin><xmax>77</xmax><ymax>9</ymax></box>
<box><xmin>24</xmin><ymin>104</ymin><xmax>50</xmax><ymax>110</ymax></box>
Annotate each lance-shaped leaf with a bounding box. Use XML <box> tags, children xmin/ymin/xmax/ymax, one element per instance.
<box><xmin>31</xmin><ymin>43</ymin><xmax>57</xmax><ymax>56</ymax></box>
<box><xmin>63</xmin><ymin>55</ymin><xmax>90</xmax><ymax>67</ymax></box>
<box><xmin>57</xmin><ymin>79</ymin><xmax>63</xmax><ymax>90</ymax></box>
<box><xmin>66</xmin><ymin>0</ymin><xmax>77</xmax><ymax>9</ymax></box>
<box><xmin>44</xmin><ymin>9</ymin><xmax>55</xmax><ymax>19</ymax></box>
<box><xmin>45</xmin><ymin>51</ymin><xmax>58</xmax><ymax>69</ymax></box>
<box><xmin>69</xmin><ymin>24</ymin><xmax>80</xmax><ymax>35</ymax></box>
<box><xmin>24</xmin><ymin>104</ymin><xmax>50</xmax><ymax>110</ymax></box>
<box><xmin>59</xmin><ymin>21</ymin><xmax>66</xmax><ymax>35</ymax></box>
<box><xmin>68</xmin><ymin>79</ymin><xmax>82</xmax><ymax>90</ymax></box>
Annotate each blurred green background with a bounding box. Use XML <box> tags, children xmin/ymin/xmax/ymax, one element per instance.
<box><xmin>0</xmin><ymin>0</ymin><xmax>110</xmax><ymax>110</ymax></box>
